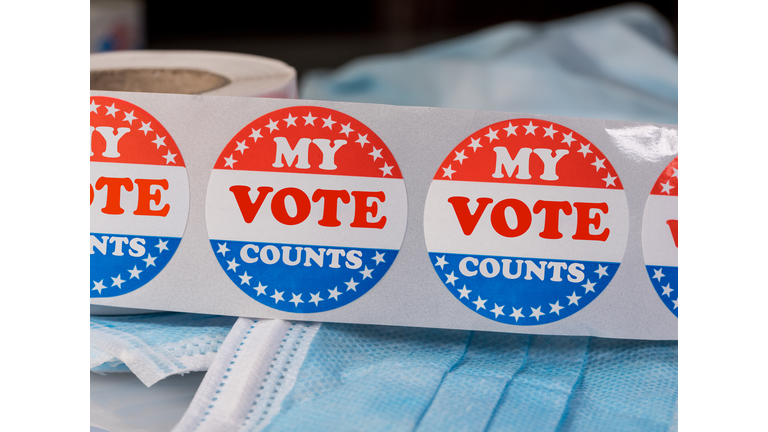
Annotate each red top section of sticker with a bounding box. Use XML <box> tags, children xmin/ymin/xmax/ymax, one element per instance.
<box><xmin>90</xmin><ymin>96</ymin><xmax>185</xmax><ymax>167</ymax></box>
<box><xmin>213</xmin><ymin>106</ymin><xmax>402</xmax><ymax>179</ymax></box>
<box><xmin>433</xmin><ymin>118</ymin><xmax>622</xmax><ymax>189</ymax></box>
<box><xmin>650</xmin><ymin>156</ymin><xmax>678</xmax><ymax>197</ymax></box>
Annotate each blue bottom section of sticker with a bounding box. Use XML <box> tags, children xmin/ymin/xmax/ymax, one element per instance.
<box><xmin>90</xmin><ymin>233</ymin><xmax>181</xmax><ymax>298</ymax></box>
<box><xmin>646</xmin><ymin>265</ymin><xmax>678</xmax><ymax>317</ymax></box>
<box><xmin>210</xmin><ymin>240</ymin><xmax>398</xmax><ymax>313</ymax></box>
<box><xmin>429</xmin><ymin>252</ymin><xmax>620</xmax><ymax>326</ymax></box>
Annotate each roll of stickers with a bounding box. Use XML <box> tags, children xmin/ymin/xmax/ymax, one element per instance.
<box><xmin>90</xmin><ymin>50</ymin><xmax>297</xmax><ymax>99</ymax></box>
<box><xmin>89</xmin><ymin>90</ymin><xmax>677</xmax><ymax>340</ymax></box>
<box><xmin>91</xmin><ymin>51</ymin><xmax>297</xmax><ymax>316</ymax></box>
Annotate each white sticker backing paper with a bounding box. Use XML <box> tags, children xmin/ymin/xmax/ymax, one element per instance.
<box><xmin>89</xmin><ymin>91</ymin><xmax>678</xmax><ymax>341</ymax></box>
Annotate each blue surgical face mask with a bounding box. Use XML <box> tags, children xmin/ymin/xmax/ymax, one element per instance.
<box><xmin>299</xmin><ymin>4</ymin><xmax>677</xmax><ymax>126</ymax></box>
<box><xmin>90</xmin><ymin>345</ymin><xmax>131</xmax><ymax>374</ymax></box>
<box><xmin>168</xmin><ymin>318</ymin><xmax>677</xmax><ymax>432</ymax></box>
<box><xmin>90</xmin><ymin>312</ymin><xmax>237</xmax><ymax>386</ymax></box>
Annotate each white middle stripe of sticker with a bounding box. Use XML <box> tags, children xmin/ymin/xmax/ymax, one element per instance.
<box><xmin>642</xmin><ymin>194</ymin><xmax>678</xmax><ymax>267</ymax></box>
<box><xmin>90</xmin><ymin>162</ymin><xmax>190</xmax><ymax>238</ymax></box>
<box><xmin>425</xmin><ymin>180</ymin><xmax>629</xmax><ymax>262</ymax></box>
<box><xmin>207</xmin><ymin>170</ymin><xmax>407</xmax><ymax>250</ymax></box>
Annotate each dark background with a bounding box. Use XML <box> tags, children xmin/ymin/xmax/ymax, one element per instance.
<box><xmin>145</xmin><ymin>0</ymin><xmax>677</xmax><ymax>79</ymax></box>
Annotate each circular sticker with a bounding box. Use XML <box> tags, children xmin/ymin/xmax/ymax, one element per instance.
<box><xmin>642</xmin><ymin>156</ymin><xmax>678</xmax><ymax>316</ymax></box>
<box><xmin>424</xmin><ymin>119</ymin><xmax>629</xmax><ymax>325</ymax></box>
<box><xmin>90</xmin><ymin>96</ymin><xmax>190</xmax><ymax>298</ymax></box>
<box><xmin>206</xmin><ymin>106</ymin><xmax>407</xmax><ymax>313</ymax></box>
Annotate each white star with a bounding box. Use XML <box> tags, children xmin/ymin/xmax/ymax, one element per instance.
<box><xmin>457</xmin><ymin>285</ymin><xmax>471</xmax><ymax>299</ymax></box>
<box><xmin>143</xmin><ymin>254</ymin><xmax>157</xmax><ymax>267</ymax></box>
<box><xmin>380</xmin><ymin>162</ymin><xmax>394</xmax><ymax>177</ymax></box>
<box><xmin>345</xmin><ymin>278</ymin><xmax>359</xmax><ymax>292</ymax></box>
<box><xmin>216</xmin><ymin>243</ymin><xmax>230</xmax><ymax>256</ymax></box>
<box><xmin>652</xmin><ymin>268</ymin><xmax>665</xmax><ymax>281</ymax></box>
<box><xmin>561</xmin><ymin>132</ymin><xmax>576</xmax><ymax>147</ymax></box>
<box><xmin>467</xmin><ymin>137</ymin><xmax>482</xmax><ymax>152</ymax></box>
<box><xmin>549</xmin><ymin>301</ymin><xmax>564</xmax><ymax>315</ymax></box>
<box><xmin>139</xmin><ymin>121</ymin><xmax>153</xmax><ymax>135</ymax></box>
<box><xmin>111</xmin><ymin>274</ymin><xmax>125</xmax><ymax>289</ymax></box>
<box><xmin>235</xmin><ymin>140</ymin><xmax>249</xmax><ymax>154</ymax></box>
<box><xmin>445</xmin><ymin>271</ymin><xmax>458</xmax><ymax>286</ymax></box>
<box><xmin>328</xmin><ymin>287</ymin><xmax>342</xmax><ymax>300</ymax></box>
<box><xmin>661</xmin><ymin>283</ymin><xmax>674</xmax><ymax>297</ymax></box>
<box><xmin>226</xmin><ymin>258</ymin><xmax>240</xmax><ymax>272</ymax></box>
<box><xmin>372</xmin><ymin>251</ymin><xmax>386</xmax><ymax>265</ymax></box>
<box><xmin>510</xmin><ymin>307</ymin><xmax>524</xmax><ymax>322</ymax></box>
<box><xmin>491</xmin><ymin>304</ymin><xmax>505</xmax><ymax>318</ymax></box>
<box><xmin>602</xmin><ymin>173</ymin><xmax>617</xmax><ymax>187</ymax></box>
<box><xmin>473</xmin><ymin>296</ymin><xmax>487</xmax><ymax>310</ymax></box>
<box><xmin>369</xmin><ymin>147</ymin><xmax>382</xmax><ymax>161</ymax></box>
<box><xmin>434</xmin><ymin>255</ymin><xmax>448</xmax><ymax>269</ymax></box>
<box><xmin>152</xmin><ymin>135</ymin><xmax>166</xmax><ymax>149</ymax></box>
<box><xmin>543</xmin><ymin>124</ymin><xmax>558</xmax><ymax>139</ymax></box>
<box><xmin>155</xmin><ymin>239</ymin><xmax>169</xmax><ymax>253</ymax></box>
<box><xmin>360</xmin><ymin>266</ymin><xmax>374</xmax><ymax>280</ymax></box>
<box><xmin>671</xmin><ymin>167</ymin><xmax>678</xmax><ymax>177</ymax></box>
<box><xmin>289</xmin><ymin>293</ymin><xmax>304</xmax><ymax>307</ymax></box>
<box><xmin>123</xmin><ymin>110</ymin><xmax>136</xmax><ymax>125</ymax></box>
<box><xmin>503</xmin><ymin>122</ymin><xmax>518</xmax><ymax>136</ymax></box>
<box><xmin>577</xmin><ymin>143</ymin><xmax>592</xmax><ymax>157</ymax></box>
<box><xmin>105</xmin><ymin>103</ymin><xmax>120</xmax><ymax>117</ymax></box>
<box><xmin>582</xmin><ymin>279</ymin><xmax>596</xmax><ymax>293</ymax></box>
<box><xmin>485</xmin><ymin>128</ymin><xmax>499</xmax><ymax>142</ymax></box>
<box><xmin>453</xmin><ymin>150</ymin><xmax>468</xmax><ymax>164</ymax></box>
<box><xmin>672</xmin><ymin>299</ymin><xmax>678</xmax><ymax>309</ymax></box>
<box><xmin>266</xmin><ymin>119</ymin><xmax>280</xmax><ymax>132</ymax></box>
<box><xmin>92</xmin><ymin>280</ymin><xmax>106</xmax><ymax>294</ymax></box>
<box><xmin>239</xmin><ymin>271</ymin><xmax>252</xmax><ymax>286</ymax></box>
<box><xmin>249</xmin><ymin>128</ymin><xmax>262</xmax><ymax>142</ymax></box>
<box><xmin>303</xmin><ymin>112</ymin><xmax>317</xmax><ymax>126</ymax></box>
<box><xmin>660</xmin><ymin>180</ymin><xmax>675</xmax><ymax>194</ymax></box>
<box><xmin>523</xmin><ymin>121</ymin><xmax>538</xmax><ymax>135</ymax></box>
<box><xmin>309</xmin><ymin>292</ymin><xmax>323</xmax><ymax>306</ymax></box>
<box><xmin>128</xmin><ymin>266</ymin><xmax>142</xmax><ymax>279</ymax></box>
<box><xmin>224</xmin><ymin>154</ymin><xmax>237</xmax><ymax>168</ymax></box>
<box><xmin>271</xmin><ymin>290</ymin><xmax>284</xmax><ymax>303</ymax></box>
<box><xmin>339</xmin><ymin>123</ymin><xmax>354</xmax><ymax>136</ymax></box>
<box><xmin>442</xmin><ymin>164</ymin><xmax>456</xmax><ymax>179</ymax></box>
<box><xmin>90</xmin><ymin>100</ymin><xmax>100</xmax><ymax>114</ymax></box>
<box><xmin>322</xmin><ymin>115</ymin><xmax>336</xmax><ymax>130</ymax></box>
<box><xmin>254</xmin><ymin>282</ymin><xmax>268</xmax><ymax>296</ymax></box>
<box><xmin>283</xmin><ymin>114</ymin><xmax>297</xmax><ymax>127</ymax></box>
<box><xmin>595</xmin><ymin>264</ymin><xmax>609</xmax><ymax>279</ymax></box>
<box><xmin>162</xmin><ymin>151</ymin><xmax>177</xmax><ymax>165</ymax></box>
<box><xmin>356</xmin><ymin>133</ymin><xmax>369</xmax><ymax>147</ymax></box>
<box><xmin>591</xmin><ymin>157</ymin><xmax>606</xmax><ymax>171</ymax></box>
<box><xmin>567</xmin><ymin>292</ymin><xmax>581</xmax><ymax>305</ymax></box>
<box><xmin>529</xmin><ymin>306</ymin><xmax>545</xmax><ymax>320</ymax></box>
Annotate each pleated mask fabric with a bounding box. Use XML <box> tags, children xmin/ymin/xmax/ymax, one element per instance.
<box><xmin>299</xmin><ymin>4</ymin><xmax>678</xmax><ymax>126</ymax></box>
<box><xmin>90</xmin><ymin>313</ymin><xmax>237</xmax><ymax>387</ymax></box>
<box><xmin>173</xmin><ymin>319</ymin><xmax>677</xmax><ymax>432</ymax></box>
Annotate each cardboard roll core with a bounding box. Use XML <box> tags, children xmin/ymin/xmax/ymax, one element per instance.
<box><xmin>90</xmin><ymin>50</ymin><xmax>297</xmax><ymax>98</ymax></box>
<box><xmin>91</xmin><ymin>68</ymin><xmax>231</xmax><ymax>94</ymax></box>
